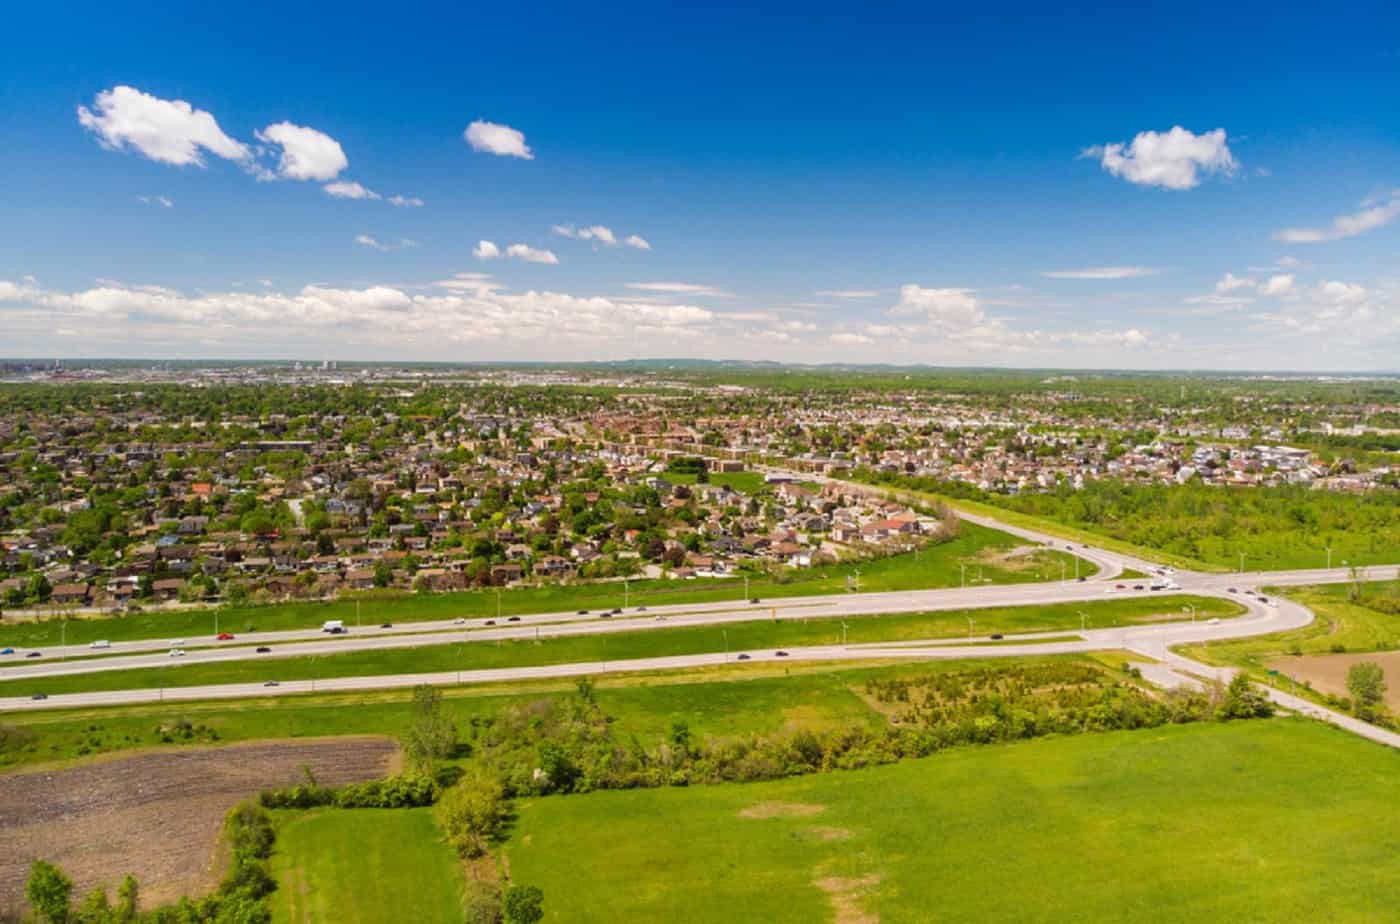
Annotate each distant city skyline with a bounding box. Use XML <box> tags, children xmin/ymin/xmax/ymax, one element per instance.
<box><xmin>2</xmin><ymin>1</ymin><xmax>1398</xmax><ymax>370</ymax></box>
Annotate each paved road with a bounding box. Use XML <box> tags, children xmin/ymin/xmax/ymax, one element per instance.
<box><xmin>2</xmin><ymin>476</ymin><xmax>1396</xmax><ymax>735</ymax></box>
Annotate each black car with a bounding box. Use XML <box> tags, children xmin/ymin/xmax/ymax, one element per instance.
<box><xmin>775</xmin><ymin>650</ymin><xmax>789</xmax><ymax>657</ymax></box>
<box><xmin>25</xmin><ymin>651</ymin><xmax>41</xmax><ymax>658</ymax></box>
<box><xmin>255</xmin><ymin>646</ymin><xmax>272</xmax><ymax>653</ymax></box>
<box><xmin>636</xmin><ymin>606</ymin><xmax>648</xmax><ymax>612</ymax></box>
<box><xmin>380</xmin><ymin>623</ymin><xmax>393</xmax><ymax>629</ymax></box>
<box><xmin>484</xmin><ymin>619</ymin><xmax>496</xmax><ymax>626</ymax></box>
<box><xmin>263</xmin><ymin>680</ymin><xmax>279</xmax><ymax>687</ymax></box>
<box><xmin>990</xmin><ymin>633</ymin><xmax>1004</xmax><ymax>640</ymax></box>
<box><xmin>599</xmin><ymin>612</ymin><xmax>612</xmax><ymax>618</ymax></box>
<box><xmin>577</xmin><ymin>609</ymin><xmax>589</xmax><ymax>615</ymax></box>
<box><xmin>750</xmin><ymin>597</ymin><xmax>761</xmax><ymax>604</ymax></box>
<box><xmin>611</xmin><ymin>608</ymin><xmax>623</xmax><ymax>615</ymax></box>
<box><xmin>507</xmin><ymin>616</ymin><xmax>521</xmax><ymax>622</ymax></box>
<box><xmin>328</xmin><ymin>626</ymin><xmax>347</xmax><ymax>635</ymax></box>
<box><xmin>1227</xmin><ymin>587</ymin><xmax>1238</xmax><ymax>593</ymax></box>
<box><xmin>31</xmin><ymin>693</ymin><xmax>48</xmax><ymax>701</ymax></box>
<box><xmin>1132</xmin><ymin>584</ymin><xmax>1145</xmax><ymax>591</ymax></box>
<box><xmin>736</xmin><ymin>653</ymin><xmax>751</xmax><ymax>660</ymax></box>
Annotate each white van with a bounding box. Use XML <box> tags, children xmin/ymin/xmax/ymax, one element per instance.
<box><xmin>90</xmin><ymin>640</ymin><xmax>110</xmax><ymax>649</ymax></box>
<box><xmin>321</xmin><ymin>620</ymin><xmax>345</xmax><ymax>633</ymax></box>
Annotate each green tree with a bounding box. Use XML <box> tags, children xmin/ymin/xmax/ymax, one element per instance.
<box><xmin>1347</xmin><ymin>662</ymin><xmax>1387</xmax><ymax>718</ymax></box>
<box><xmin>1217</xmin><ymin>674</ymin><xmax>1273</xmax><ymax>720</ymax></box>
<box><xmin>503</xmin><ymin>885</ymin><xmax>544</xmax><ymax>924</ymax></box>
<box><xmin>404</xmin><ymin>684</ymin><xmax>457</xmax><ymax>771</ymax></box>
<box><xmin>26</xmin><ymin>859</ymin><xmax>72</xmax><ymax>923</ymax></box>
<box><xmin>435</xmin><ymin>770</ymin><xmax>507</xmax><ymax>858</ymax></box>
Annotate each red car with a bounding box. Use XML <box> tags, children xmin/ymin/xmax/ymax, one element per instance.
<box><xmin>217</xmin><ymin>632</ymin><xmax>235</xmax><ymax>641</ymax></box>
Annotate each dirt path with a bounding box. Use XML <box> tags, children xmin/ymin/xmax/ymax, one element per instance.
<box><xmin>1267</xmin><ymin>650</ymin><xmax>1400</xmax><ymax>711</ymax></box>
<box><xmin>0</xmin><ymin>736</ymin><xmax>396</xmax><ymax>914</ymax></box>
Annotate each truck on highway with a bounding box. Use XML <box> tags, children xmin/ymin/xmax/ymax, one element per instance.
<box><xmin>321</xmin><ymin>619</ymin><xmax>345</xmax><ymax>633</ymax></box>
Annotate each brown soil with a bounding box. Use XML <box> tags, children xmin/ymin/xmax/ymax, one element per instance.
<box><xmin>1267</xmin><ymin>651</ymin><xmax>1400</xmax><ymax>711</ymax></box>
<box><xmin>814</xmin><ymin>872</ymin><xmax>881</xmax><ymax>924</ymax></box>
<box><xmin>737</xmin><ymin>801</ymin><xmax>826</xmax><ymax>819</ymax></box>
<box><xmin>801</xmin><ymin>825</ymin><xmax>854</xmax><ymax>842</ymax></box>
<box><xmin>0</xmin><ymin>736</ymin><xmax>396</xmax><ymax>913</ymax></box>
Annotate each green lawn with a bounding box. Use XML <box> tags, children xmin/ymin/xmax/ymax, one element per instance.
<box><xmin>0</xmin><ymin>595</ymin><xmax>1235</xmax><ymax>698</ymax></box>
<box><xmin>505</xmin><ymin>719</ymin><xmax>1400</xmax><ymax>922</ymax></box>
<box><xmin>269</xmin><ymin>807</ymin><xmax>463</xmax><ymax>924</ymax></box>
<box><xmin>0</xmin><ymin>520</ymin><xmax>1087</xmax><ymax>650</ymax></box>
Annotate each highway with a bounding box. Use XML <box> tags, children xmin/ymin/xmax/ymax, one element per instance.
<box><xmin>1</xmin><ymin>483</ymin><xmax>1396</xmax><ymax>721</ymax></box>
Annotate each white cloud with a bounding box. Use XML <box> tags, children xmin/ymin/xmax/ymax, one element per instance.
<box><xmin>1042</xmin><ymin>267</ymin><xmax>1160</xmax><ymax>280</ymax></box>
<box><xmin>474</xmin><ymin>241</ymin><xmax>556</xmax><ymax>264</ymax></box>
<box><xmin>388</xmin><ymin>195</ymin><xmax>424</xmax><ymax>208</ymax></box>
<box><xmin>1083</xmin><ymin>126</ymin><xmax>1236</xmax><ymax>190</ymax></box>
<box><xmin>77</xmin><ymin>85</ymin><xmax>249</xmax><ymax>167</ymax></box>
<box><xmin>464</xmin><ymin>120</ymin><xmax>533</xmax><ymax>159</ymax></box>
<box><xmin>255</xmin><ymin>121</ymin><xmax>348</xmax><ymax>181</ymax></box>
<box><xmin>1260</xmin><ymin>274</ymin><xmax>1295</xmax><ymax>296</ymax></box>
<box><xmin>888</xmin><ymin>286</ymin><xmax>983</xmax><ymax>325</ymax></box>
<box><xmin>505</xmin><ymin>244</ymin><xmax>559</xmax><ymax>264</ymax></box>
<box><xmin>137</xmin><ymin>195</ymin><xmax>174</xmax><ymax>208</ymax></box>
<box><xmin>830</xmin><ymin>332</ymin><xmax>873</xmax><ymax>345</ymax></box>
<box><xmin>1315</xmin><ymin>280</ymin><xmax>1367</xmax><ymax>305</ymax></box>
<box><xmin>355</xmin><ymin>235</ymin><xmax>418</xmax><ymax>252</ymax></box>
<box><xmin>624</xmin><ymin>282</ymin><xmax>730</xmax><ymax>297</ymax></box>
<box><xmin>323</xmin><ymin>181</ymin><xmax>380</xmax><ymax>200</ymax></box>
<box><xmin>1216</xmin><ymin>272</ymin><xmax>1254</xmax><ymax>293</ymax></box>
<box><xmin>814</xmin><ymin>289</ymin><xmax>881</xmax><ymax>298</ymax></box>
<box><xmin>553</xmin><ymin>225</ymin><xmax>652</xmax><ymax>250</ymax></box>
<box><xmin>1273</xmin><ymin>193</ymin><xmax>1400</xmax><ymax>243</ymax></box>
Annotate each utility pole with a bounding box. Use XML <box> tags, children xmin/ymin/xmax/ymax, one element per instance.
<box><xmin>743</xmin><ymin>575</ymin><xmax>749</xmax><ymax>600</ymax></box>
<box><xmin>841</xmin><ymin>621</ymin><xmax>849</xmax><ymax>645</ymax></box>
<box><xmin>1182</xmin><ymin>604</ymin><xmax>1195</xmax><ymax>623</ymax></box>
<box><xmin>624</xmin><ymin>577</ymin><xmax>629</xmax><ymax>608</ymax></box>
<box><xmin>356</xmin><ymin>599</ymin><xmax>361</xmax><ymax>628</ymax></box>
<box><xmin>966</xmin><ymin>615</ymin><xmax>973</xmax><ymax>638</ymax></box>
<box><xmin>1239</xmin><ymin>551</ymin><xmax>1245</xmax><ymax>575</ymax></box>
<box><xmin>1327</xmin><ymin>547</ymin><xmax>1333</xmax><ymax>570</ymax></box>
<box><xmin>1060</xmin><ymin>561</ymin><xmax>1066</xmax><ymax>584</ymax></box>
<box><xmin>722</xmin><ymin>629</ymin><xmax>728</xmax><ymax>661</ymax></box>
<box><xmin>960</xmin><ymin>563</ymin><xmax>966</xmax><ymax>590</ymax></box>
<box><xmin>61</xmin><ymin>618</ymin><xmax>67</xmax><ymax>661</ymax></box>
<box><xmin>1079</xmin><ymin>610</ymin><xmax>1088</xmax><ymax>632</ymax></box>
<box><xmin>853</xmin><ymin>568</ymin><xmax>861</xmax><ymax>592</ymax></box>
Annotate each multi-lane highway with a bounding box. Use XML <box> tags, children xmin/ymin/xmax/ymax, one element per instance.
<box><xmin>1</xmin><ymin>485</ymin><xmax>1396</xmax><ymax>720</ymax></box>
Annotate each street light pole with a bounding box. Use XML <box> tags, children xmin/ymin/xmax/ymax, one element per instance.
<box><xmin>1182</xmin><ymin>604</ymin><xmax>1195</xmax><ymax>623</ymax></box>
<box><xmin>842</xmin><ymin>621</ymin><xmax>849</xmax><ymax>645</ymax></box>
<box><xmin>1079</xmin><ymin>610</ymin><xmax>1087</xmax><ymax>632</ymax></box>
<box><xmin>624</xmin><ymin>577</ymin><xmax>629</xmax><ymax>609</ymax></box>
<box><xmin>722</xmin><ymin>629</ymin><xmax>728</xmax><ymax>661</ymax></box>
<box><xmin>495</xmin><ymin>588</ymin><xmax>501</xmax><ymax>621</ymax></box>
<box><xmin>960</xmin><ymin>563</ymin><xmax>966</xmax><ymax>590</ymax></box>
<box><xmin>1239</xmin><ymin>551</ymin><xmax>1245</xmax><ymax>575</ymax></box>
<box><xmin>1327</xmin><ymin>547</ymin><xmax>1332</xmax><ymax>570</ymax></box>
<box><xmin>966</xmin><ymin>615</ymin><xmax>973</xmax><ymax>638</ymax></box>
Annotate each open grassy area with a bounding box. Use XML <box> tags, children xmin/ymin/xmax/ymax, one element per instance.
<box><xmin>505</xmin><ymin>719</ymin><xmax>1400</xmax><ymax>922</ymax></box>
<box><xmin>0</xmin><ymin>655</ymin><xmax>1116</xmax><ymax>772</ymax></box>
<box><xmin>0</xmin><ymin>520</ymin><xmax>1087</xmax><ymax>650</ymax></box>
<box><xmin>0</xmin><ymin>595</ymin><xmax>1235</xmax><ymax>698</ymax></box>
<box><xmin>269</xmin><ymin>807</ymin><xmax>463</xmax><ymax>924</ymax></box>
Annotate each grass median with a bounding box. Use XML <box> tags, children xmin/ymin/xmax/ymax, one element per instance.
<box><xmin>0</xmin><ymin>595</ymin><xmax>1237</xmax><ymax>698</ymax></box>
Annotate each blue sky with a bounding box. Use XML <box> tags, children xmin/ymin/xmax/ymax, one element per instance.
<box><xmin>2</xmin><ymin>0</ymin><xmax>1398</xmax><ymax>369</ymax></box>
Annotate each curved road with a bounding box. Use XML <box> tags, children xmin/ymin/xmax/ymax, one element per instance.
<box><xmin>2</xmin><ymin>483</ymin><xmax>1397</xmax><ymax>739</ymax></box>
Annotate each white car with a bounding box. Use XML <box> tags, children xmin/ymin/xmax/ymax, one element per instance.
<box><xmin>167</xmin><ymin>648</ymin><xmax>186</xmax><ymax>657</ymax></box>
<box><xmin>169</xmin><ymin>638</ymin><xmax>186</xmax><ymax>647</ymax></box>
<box><xmin>1208</xmin><ymin>617</ymin><xmax>1221</xmax><ymax>625</ymax></box>
<box><xmin>90</xmin><ymin>640</ymin><xmax>110</xmax><ymax>649</ymax></box>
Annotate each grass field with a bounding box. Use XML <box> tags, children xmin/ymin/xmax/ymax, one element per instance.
<box><xmin>269</xmin><ymin>808</ymin><xmax>463</xmax><ymax>924</ymax></box>
<box><xmin>0</xmin><ymin>595</ymin><xmax>1235</xmax><ymax>698</ymax></box>
<box><xmin>0</xmin><ymin>520</ymin><xmax>1086</xmax><ymax>651</ymax></box>
<box><xmin>0</xmin><ymin>655</ymin><xmax>1117</xmax><ymax>771</ymax></box>
<box><xmin>505</xmin><ymin>720</ymin><xmax>1400</xmax><ymax>922</ymax></box>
